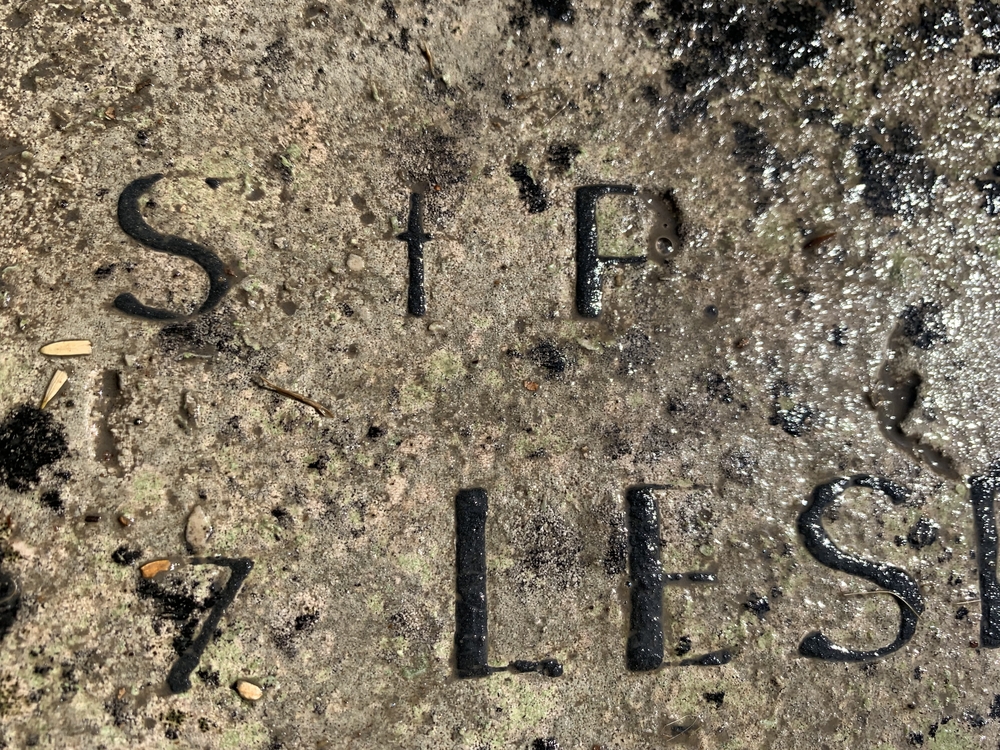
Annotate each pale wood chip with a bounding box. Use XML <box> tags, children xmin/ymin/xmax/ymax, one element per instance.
<box><xmin>140</xmin><ymin>559</ymin><xmax>171</xmax><ymax>578</ymax></box>
<box><xmin>40</xmin><ymin>340</ymin><xmax>92</xmax><ymax>356</ymax></box>
<box><xmin>40</xmin><ymin>370</ymin><xmax>68</xmax><ymax>409</ymax></box>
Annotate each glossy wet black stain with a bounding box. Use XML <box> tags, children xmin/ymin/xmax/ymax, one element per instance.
<box><xmin>798</xmin><ymin>476</ymin><xmax>924</xmax><ymax>661</ymax></box>
<box><xmin>139</xmin><ymin>557</ymin><xmax>253</xmax><ymax>693</ymax></box>
<box><xmin>744</xmin><ymin>594</ymin><xmax>770</xmax><ymax>619</ymax></box>
<box><xmin>901</xmin><ymin>300</ymin><xmax>946</xmax><ymax>349</ymax></box>
<box><xmin>575</xmin><ymin>184</ymin><xmax>641</xmax><ymax>318</ymax></box>
<box><xmin>115</xmin><ymin>174</ymin><xmax>230</xmax><ymax>320</ymax></box>
<box><xmin>510</xmin><ymin>658</ymin><xmax>563</xmax><ymax>677</ymax></box>
<box><xmin>853</xmin><ymin>125</ymin><xmax>936</xmax><ymax>218</ymax></box>
<box><xmin>167</xmin><ymin>558</ymin><xmax>252</xmax><ymax>693</ymax></box>
<box><xmin>704</xmin><ymin>691</ymin><xmax>725</xmax><ymax>707</ymax></box>
<box><xmin>770</xmin><ymin>399</ymin><xmax>814</xmax><ymax>437</ymax></box>
<box><xmin>39</xmin><ymin>489</ymin><xmax>64</xmax><ymax>515</ymax></box>
<box><xmin>111</xmin><ymin>546</ymin><xmax>143</xmax><ymax>566</ymax></box>
<box><xmin>908</xmin><ymin>517</ymin><xmax>939</xmax><ymax>549</ymax></box>
<box><xmin>632</xmin><ymin>0</ymin><xmax>844</xmax><ymax>135</ymax></box>
<box><xmin>395</xmin><ymin>192</ymin><xmax>431</xmax><ymax>317</ymax></box>
<box><xmin>0</xmin><ymin>571</ymin><xmax>20</xmax><ymax>642</ymax></box>
<box><xmin>679</xmin><ymin>649</ymin><xmax>732</xmax><ymax>666</ymax></box>
<box><xmin>531</xmin><ymin>0</ymin><xmax>573</xmax><ymax>24</ymax></box>
<box><xmin>908</xmin><ymin>3</ymin><xmax>963</xmax><ymax>55</ymax></box>
<box><xmin>546</xmin><ymin>142</ymin><xmax>580</xmax><ymax>173</ymax></box>
<box><xmin>973</xmin><ymin>0</ymin><xmax>1000</xmax><ymax>48</ymax></box>
<box><xmin>626</xmin><ymin>486</ymin><xmax>663</xmax><ymax>671</ymax></box>
<box><xmin>969</xmin><ymin>474</ymin><xmax>1000</xmax><ymax>648</ymax></box>
<box><xmin>529</xmin><ymin>341</ymin><xmax>568</xmax><ymax>378</ymax></box>
<box><xmin>157</xmin><ymin>309</ymin><xmax>237</xmax><ymax>356</ymax></box>
<box><xmin>455</xmin><ymin>489</ymin><xmax>490</xmax><ymax>678</ymax></box>
<box><xmin>764</xmin><ymin>2</ymin><xmax>827</xmax><ymax>76</ymax></box>
<box><xmin>0</xmin><ymin>405</ymin><xmax>68</xmax><ymax>492</ymax></box>
<box><xmin>509</xmin><ymin>163</ymin><xmax>548</xmax><ymax>213</ymax></box>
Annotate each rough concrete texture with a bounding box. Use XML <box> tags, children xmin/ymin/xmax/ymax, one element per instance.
<box><xmin>4</xmin><ymin>0</ymin><xmax>1000</xmax><ymax>747</ymax></box>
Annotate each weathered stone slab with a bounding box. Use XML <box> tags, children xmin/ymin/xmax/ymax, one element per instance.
<box><xmin>3</xmin><ymin>0</ymin><xmax>1000</xmax><ymax>747</ymax></box>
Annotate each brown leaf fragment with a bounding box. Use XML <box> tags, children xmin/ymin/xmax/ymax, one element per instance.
<box><xmin>140</xmin><ymin>559</ymin><xmax>171</xmax><ymax>578</ymax></box>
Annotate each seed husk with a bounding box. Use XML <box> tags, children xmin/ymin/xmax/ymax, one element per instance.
<box><xmin>40</xmin><ymin>370</ymin><xmax>68</xmax><ymax>409</ymax></box>
<box><xmin>40</xmin><ymin>340</ymin><xmax>92</xmax><ymax>356</ymax></box>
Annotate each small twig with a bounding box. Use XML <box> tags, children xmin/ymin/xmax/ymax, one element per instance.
<box><xmin>958</xmin><ymin>598</ymin><xmax>982</xmax><ymax>604</ymax></box>
<box><xmin>840</xmin><ymin>589</ymin><xmax>920</xmax><ymax>618</ymax></box>
<box><xmin>255</xmin><ymin>376</ymin><xmax>335</xmax><ymax>418</ymax></box>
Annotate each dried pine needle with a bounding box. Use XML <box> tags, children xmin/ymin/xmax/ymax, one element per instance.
<box><xmin>40</xmin><ymin>340</ymin><xmax>92</xmax><ymax>356</ymax></box>
<box><xmin>255</xmin><ymin>376</ymin><xmax>335</xmax><ymax>418</ymax></box>
<box><xmin>40</xmin><ymin>370</ymin><xmax>68</xmax><ymax>409</ymax></box>
<box><xmin>665</xmin><ymin>715</ymin><xmax>701</xmax><ymax>743</ymax></box>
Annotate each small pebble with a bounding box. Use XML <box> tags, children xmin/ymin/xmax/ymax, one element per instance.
<box><xmin>524</xmin><ymin>380</ymin><xmax>540</xmax><ymax>392</ymax></box>
<box><xmin>186</xmin><ymin>505</ymin><xmax>213</xmax><ymax>551</ymax></box>
<box><xmin>118</xmin><ymin>515</ymin><xmax>133</xmax><ymax>527</ymax></box>
<box><xmin>346</xmin><ymin>253</ymin><xmax>365</xmax><ymax>272</ymax></box>
<box><xmin>235</xmin><ymin>680</ymin><xmax>263</xmax><ymax>701</ymax></box>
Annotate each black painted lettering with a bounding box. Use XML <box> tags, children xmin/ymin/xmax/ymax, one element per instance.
<box><xmin>150</xmin><ymin>556</ymin><xmax>254</xmax><ymax>693</ymax></box>
<box><xmin>969</xmin><ymin>473</ymin><xmax>1000</xmax><ymax>647</ymax></box>
<box><xmin>575</xmin><ymin>184</ymin><xmax>640</xmax><ymax>318</ymax></box>
<box><xmin>115</xmin><ymin>174</ymin><xmax>231</xmax><ymax>320</ymax></box>
<box><xmin>455</xmin><ymin>488</ymin><xmax>490</xmax><ymax>677</ymax></box>
<box><xmin>798</xmin><ymin>475</ymin><xmax>924</xmax><ymax>661</ymax></box>
<box><xmin>626</xmin><ymin>485</ymin><xmax>663</xmax><ymax>670</ymax></box>
<box><xmin>396</xmin><ymin>192</ymin><xmax>431</xmax><ymax>316</ymax></box>
<box><xmin>626</xmin><ymin>485</ymin><xmax>730</xmax><ymax>671</ymax></box>
<box><xmin>454</xmin><ymin>488</ymin><xmax>563</xmax><ymax>679</ymax></box>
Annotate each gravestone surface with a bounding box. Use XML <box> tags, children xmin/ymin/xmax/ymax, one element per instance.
<box><xmin>4</xmin><ymin>0</ymin><xmax>1000</xmax><ymax>747</ymax></box>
